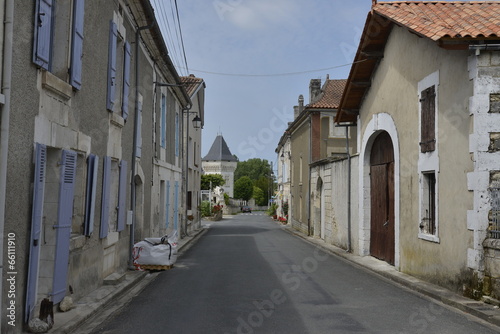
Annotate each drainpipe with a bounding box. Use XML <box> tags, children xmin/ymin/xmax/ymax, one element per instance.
<box><xmin>183</xmin><ymin>105</ymin><xmax>192</xmax><ymax>238</ymax></box>
<box><xmin>0</xmin><ymin>0</ymin><xmax>13</xmax><ymax>326</ymax></box>
<box><xmin>345</xmin><ymin>126</ymin><xmax>352</xmax><ymax>253</ymax></box>
<box><xmin>307</xmin><ymin>116</ymin><xmax>312</xmax><ymax>236</ymax></box>
<box><xmin>129</xmin><ymin>20</ymin><xmax>155</xmax><ymax>269</ymax></box>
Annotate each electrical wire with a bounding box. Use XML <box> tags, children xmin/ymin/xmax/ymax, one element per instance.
<box><xmin>177</xmin><ymin>59</ymin><xmax>367</xmax><ymax>78</ymax></box>
<box><xmin>174</xmin><ymin>0</ymin><xmax>189</xmax><ymax>74</ymax></box>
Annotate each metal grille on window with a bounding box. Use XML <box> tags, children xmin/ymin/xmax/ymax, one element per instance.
<box><xmin>490</xmin><ymin>181</ymin><xmax>500</xmax><ymax>239</ymax></box>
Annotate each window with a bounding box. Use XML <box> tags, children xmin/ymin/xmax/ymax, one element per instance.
<box><xmin>420</xmin><ymin>85</ymin><xmax>436</xmax><ymax>153</ymax></box>
<box><xmin>329</xmin><ymin>116</ymin><xmax>345</xmax><ymax>138</ymax></box>
<box><xmin>419</xmin><ymin>172</ymin><xmax>437</xmax><ymax>238</ymax></box>
<box><xmin>106</xmin><ymin>14</ymin><xmax>131</xmax><ymax>117</ymax></box>
<box><xmin>33</xmin><ymin>0</ymin><xmax>85</xmax><ymax>90</ymax></box>
<box><xmin>490</xmin><ymin>181</ymin><xmax>500</xmax><ymax>239</ymax></box>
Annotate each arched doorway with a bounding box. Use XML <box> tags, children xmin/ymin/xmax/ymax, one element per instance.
<box><xmin>370</xmin><ymin>131</ymin><xmax>395</xmax><ymax>265</ymax></box>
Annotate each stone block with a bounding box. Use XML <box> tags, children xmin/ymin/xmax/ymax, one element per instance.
<box><xmin>490</xmin><ymin>133</ymin><xmax>500</xmax><ymax>152</ymax></box>
<box><xmin>490</xmin><ymin>94</ymin><xmax>500</xmax><ymax>114</ymax></box>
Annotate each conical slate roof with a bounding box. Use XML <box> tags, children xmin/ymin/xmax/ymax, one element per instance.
<box><xmin>203</xmin><ymin>135</ymin><xmax>238</xmax><ymax>162</ymax></box>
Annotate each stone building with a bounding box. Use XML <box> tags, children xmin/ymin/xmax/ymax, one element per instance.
<box><xmin>202</xmin><ymin>135</ymin><xmax>238</xmax><ymax>198</ymax></box>
<box><xmin>0</xmin><ymin>1</ymin><xmax>201</xmax><ymax>332</ymax></box>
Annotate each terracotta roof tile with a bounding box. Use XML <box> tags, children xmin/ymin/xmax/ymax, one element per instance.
<box><xmin>179</xmin><ymin>74</ymin><xmax>204</xmax><ymax>97</ymax></box>
<box><xmin>374</xmin><ymin>1</ymin><xmax>500</xmax><ymax>41</ymax></box>
<box><xmin>307</xmin><ymin>79</ymin><xmax>347</xmax><ymax>109</ymax></box>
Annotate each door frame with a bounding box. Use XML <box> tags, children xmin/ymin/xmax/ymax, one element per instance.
<box><xmin>359</xmin><ymin>113</ymin><xmax>400</xmax><ymax>269</ymax></box>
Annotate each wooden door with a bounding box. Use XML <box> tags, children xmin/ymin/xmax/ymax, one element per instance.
<box><xmin>370</xmin><ymin>132</ymin><xmax>395</xmax><ymax>265</ymax></box>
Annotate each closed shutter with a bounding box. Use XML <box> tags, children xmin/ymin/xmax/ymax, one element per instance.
<box><xmin>174</xmin><ymin>181</ymin><xmax>179</xmax><ymax>230</ymax></box>
<box><xmin>161</xmin><ymin>94</ymin><xmax>166</xmax><ymax>147</ymax></box>
<box><xmin>122</xmin><ymin>41</ymin><xmax>131</xmax><ymax>119</ymax></box>
<box><xmin>69</xmin><ymin>0</ymin><xmax>85</xmax><ymax>90</ymax></box>
<box><xmin>52</xmin><ymin>150</ymin><xmax>77</xmax><ymax>304</ymax></box>
<box><xmin>136</xmin><ymin>100</ymin><xmax>142</xmax><ymax>157</ymax></box>
<box><xmin>100</xmin><ymin>156</ymin><xmax>111</xmax><ymax>238</ymax></box>
<box><xmin>33</xmin><ymin>0</ymin><xmax>54</xmax><ymax>70</ymax></box>
<box><xmin>25</xmin><ymin>143</ymin><xmax>47</xmax><ymax>322</ymax></box>
<box><xmin>117</xmin><ymin>160</ymin><xmax>127</xmax><ymax>232</ymax></box>
<box><xmin>175</xmin><ymin>112</ymin><xmax>179</xmax><ymax>157</ymax></box>
<box><xmin>106</xmin><ymin>21</ymin><xmax>118</xmax><ymax>111</ymax></box>
<box><xmin>420</xmin><ymin>85</ymin><xmax>436</xmax><ymax>153</ymax></box>
<box><xmin>84</xmin><ymin>154</ymin><xmax>98</xmax><ymax>236</ymax></box>
<box><xmin>165</xmin><ymin>181</ymin><xmax>170</xmax><ymax>229</ymax></box>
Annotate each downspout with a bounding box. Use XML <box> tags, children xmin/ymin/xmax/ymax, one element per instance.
<box><xmin>0</xmin><ymin>0</ymin><xmax>13</xmax><ymax>326</ymax></box>
<box><xmin>183</xmin><ymin>105</ymin><xmax>191</xmax><ymax>238</ymax></box>
<box><xmin>307</xmin><ymin>116</ymin><xmax>312</xmax><ymax>236</ymax></box>
<box><xmin>129</xmin><ymin>20</ymin><xmax>155</xmax><ymax>269</ymax></box>
<box><xmin>345</xmin><ymin>126</ymin><xmax>352</xmax><ymax>253</ymax></box>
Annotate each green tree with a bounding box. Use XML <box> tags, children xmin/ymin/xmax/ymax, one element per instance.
<box><xmin>254</xmin><ymin>176</ymin><xmax>271</xmax><ymax>205</ymax></box>
<box><xmin>201</xmin><ymin>174</ymin><xmax>225</xmax><ymax>190</ymax></box>
<box><xmin>234</xmin><ymin>176</ymin><xmax>253</xmax><ymax>201</ymax></box>
<box><xmin>234</xmin><ymin>158</ymin><xmax>271</xmax><ymax>182</ymax></box>
<box><xmin>253</xmin><ymin>186</ymin><xmax>266</xmax><ymax>206</ymax></box>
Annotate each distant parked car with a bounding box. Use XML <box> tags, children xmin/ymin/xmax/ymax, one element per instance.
<box><xmin>241</xmin><ymin>206</ymin><xmax>252</xmax><ymax>213</ymax></box>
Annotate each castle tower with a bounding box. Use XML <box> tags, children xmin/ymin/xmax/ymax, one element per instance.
<box><xmin>202</xmin><ymin>135</ymin><xmax>238</xmax><ymax>198</ymax></box>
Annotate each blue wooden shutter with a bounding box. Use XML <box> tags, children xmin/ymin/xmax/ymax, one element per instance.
<box><xmin>25</xmin><ymin>143</ymin><xmax>46</xmax><ymax>322</ymax></box>
<box><xmin>165</xmin><ymin>181</ymin><xmax>170</xmax><ymax>229</ymax></box>
<box><xmin>136</xmin><ymin>100</ymin><xmax>142</xmax><ymax>157</ymax></box>
<box><xmin>106</xmin><ymin>21</ymin><xmax>118</xmax><ymax>111</ymax></box>
<box><xmin>84</xmin><ymin>154</ymin><xmax>98</xmax><ymax>236</ymax></box>
<box><xmin>161</xmin><ymin>94</ymin><xmax>166</xmax><ymax>147</ymax></box>
<box><xmin>52</xmin><ymin>150</ymin><xmax>77</xmax><ymax>304</ymax></box>
<box><xmin>175</xmin><ymin>112</ymin><xmax>179</xmax><ymax>157</ymax></box>
<box><xmin>122</xmin><ymin>41</ymin><xmax>131</xmax><ymax>119</ymax></box>
<box><xmin>174</xmin><ymin>181</ymin><xmax>179</xmax><ymax>230</ymax></box>
<box><xmin>117</xmin><ymin>160</ymin><xmax>127</xmax><ymax>232</ymax></box>
<box><xmin>69</xmin><ymin>0</ymin><xmax>85</xmax><ymax>90</ymax></box>
<box><xmin>100</xmin><ymin>156</ymin><xmax>111</xmax><ymax>238</ymax></box>
<box><xmin>33</xmin><ymin>0</ymin><xmax>54</xmax><ymax>70</ymax></box>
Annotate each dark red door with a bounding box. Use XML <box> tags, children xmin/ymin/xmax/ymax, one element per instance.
<box><xmin>370</xmin><ymin>132</ymin><xmax>395</xmax><ymax>265</ymax></box>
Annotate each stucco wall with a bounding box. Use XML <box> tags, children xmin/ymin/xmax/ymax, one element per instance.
<box><xmin>290</xmin><ymin>120</ymin><xmax>310</xmax><ymax>234</ymax></box>
<box><xmin>358</xmin><ymin>25</ymin><xmax>473</xmax><ymax>292</ymax></box>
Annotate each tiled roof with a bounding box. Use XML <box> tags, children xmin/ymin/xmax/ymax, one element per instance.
<box><xmin>374</xmin><ymin>1</ymin><xmax>500</xmax><ymax>41</ymax></box>
<box><xmin>308</xmin><ymin>79</ymin><xmax>347</xmax><ymax>109</ymax></box>
<box><xmin>336</xmin><ymin>1</ymin><xmax>500</xmax><ymax>123</ymax></box>
<box><xmin>180</xmin><ymin>74</ymin><xmax>204</xmax><ymax>97</ymax></box>
<box><xmin>202</xmin><ymin>135</ymin><xmax>238</xmax><ymax>162</ymax></box>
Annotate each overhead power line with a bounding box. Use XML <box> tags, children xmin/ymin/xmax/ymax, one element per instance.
<box><xmin>177</xmin><ymin>59</ymin><xmax>368</xmax><ymax>78</ymax></box>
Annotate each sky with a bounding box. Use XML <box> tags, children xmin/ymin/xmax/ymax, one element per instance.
<box><xmin>152</xmin><ymin>0</ymin><xmax>463</xmax><ymax>170</ymax></box>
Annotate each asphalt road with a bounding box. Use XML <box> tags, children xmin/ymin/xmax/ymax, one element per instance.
<box><xmin>90</xmin><ymin>213</ymin><xmax>500</xmax><ymax>334</ymax></box>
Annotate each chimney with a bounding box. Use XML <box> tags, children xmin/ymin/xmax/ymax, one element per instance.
<box><xmin>294</xmin><ymin>95</ymin><xmax>304</xmax><ymax>119</ymax></box>
<box><xmin>309</xmin><ymin>79</ymin><xmax>322</xmax><ymax>104</ymax></box>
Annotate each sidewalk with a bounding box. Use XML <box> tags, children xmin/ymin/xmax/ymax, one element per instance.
<box><xmin>46</xmin><ymin>226</ymin><xmax>208</xmax><ymax>334</ymax></box>
<box><xmin>278</xmin><ymin>221</ymin><xmax>500</xmax><ymax>328</ymax></box>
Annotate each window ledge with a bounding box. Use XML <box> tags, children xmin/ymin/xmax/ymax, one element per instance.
<box><xmin>70</xmin><ymin>234</ymin><xmax>86</xmax><ymax>251</ymax></box>
<box><xmin>110</xmin><ymin>112</ymin><xmax>125</xmax><ymax>128</ymax></box>
<box><xmin>42</xmin><ymin>70</ymin><xmax>73</xmax><ymax>100</ymax></box>
<box><xmin>418</xmin><ymin>233</ymin><xmax>440</xmax><ymax>243</ymax></box>
<box><xmin>484</xmin><ymin>238</ymin><xmax>500</xmax><ymax>250</ymax></box>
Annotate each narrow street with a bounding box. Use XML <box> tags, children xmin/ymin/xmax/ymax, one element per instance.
<box><xmin>89</xmin><ymin>214</ymin><xmax>500</xmax><ymax>334</ymax></box>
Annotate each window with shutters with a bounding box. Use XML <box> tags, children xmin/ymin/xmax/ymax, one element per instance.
<box><xmin>106</xmin><ymin>12</ymin><xmax>131</xmax><ymax>118</ymax></box>
<box><xmin>417</xmin><ymin>71</ymin><xmax>440</xmax><ymax>243</ymax></box>
<box><xmin>33</xmin><ymin>0</ymin><xmax>85</xmax><ymax>90</ymax></box>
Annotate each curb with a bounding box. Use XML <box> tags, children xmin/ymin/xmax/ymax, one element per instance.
<box><xmin>50</xmin><ymin>227</ymin><xmax>208</xmax><ymax>333</ymax></box>
<box><xmin>279</xmin><ymin>222</ymin><xmax>500</xmax><ymax>329</ymax></box>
